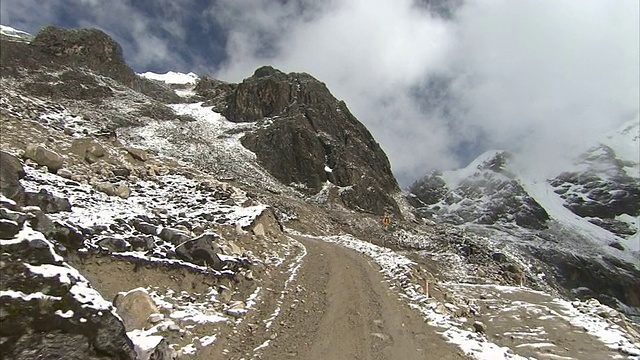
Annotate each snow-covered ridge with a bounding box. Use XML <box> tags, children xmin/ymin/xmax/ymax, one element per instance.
<box><xmin>599</xmin><ymin>117</ymin><xmax>640</xmax><ymax>176</ymax></box>
<box><xmin>0</xmin><ymin>24</ymin><xmax>32</xmax><ymax>40</ymax></box>
<box><xmin>440</xmin><ymin>150</ymin><xmax>510</xmax><ymax>189</ymax></box>
<box><xmin>138</xmin><ymin>71</ymin><xmax>199</xmax><ymax>85</ymax></box>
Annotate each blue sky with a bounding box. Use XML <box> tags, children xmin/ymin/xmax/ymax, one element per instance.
<box><xmin>1</xmin><ymin>0</ymin><xmax>638</xmax><ymax>185</ymax></box>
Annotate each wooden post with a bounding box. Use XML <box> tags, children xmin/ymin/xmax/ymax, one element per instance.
<box><xmin>424</xmin><ymin>280</ymin><xmax>430</xmax><ymax>299</ymax></box>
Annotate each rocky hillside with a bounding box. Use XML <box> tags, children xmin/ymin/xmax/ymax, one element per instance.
<box><xmin>194</xmin><ymin>65</ymin><xmax>400</xmax><ymax>215</ymax></box>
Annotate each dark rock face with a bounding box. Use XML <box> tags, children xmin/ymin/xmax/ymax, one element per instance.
<box><xmin>408</xmin><ymin>171</ymin><xmax>448</xmax><ymax>205</ymax></box>
<box><xmin>199</xmin><ymin>66</ymin><xmax>400</xmax><ymax>214</ymax></box>
<box><xmin>23</xmin><ymin>69</ymin><xmax>114</xmax><ymax>100</ymax></box>
<box><xmin>31</xmin><ymin>26</ymin><xmax>134</xmax><ymax>86</ymax></box>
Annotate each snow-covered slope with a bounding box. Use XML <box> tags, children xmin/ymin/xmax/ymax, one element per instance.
<box><xmin>138</xmin><ymin>71</ymin><xmax>199</xmax><ymax>85</ymax></box>
<box><xmin>0</xmin><ymin>24</ymin><xmax>32</xmax><ymax>42</ymax></box>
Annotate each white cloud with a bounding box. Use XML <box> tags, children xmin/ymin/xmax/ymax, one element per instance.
<box><xmin>213</xmin><ymin>0</ymin><xmax>639</xmax><ymax>185</ymax></box>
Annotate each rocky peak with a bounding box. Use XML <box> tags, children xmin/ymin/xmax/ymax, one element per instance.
<box><xmin>198</xmin><ymin>66</ymin><xmax>401</xmax><ymax>215</ymax></box>
<box><xmin>31</xmin><ymin>26</ymin><xmax>134</xmax><ymax>85</ymax></box>
<box><xmin>253</xmin><ymin>65</ymin><xmax>283</xmax><ymax>78</ymax></box>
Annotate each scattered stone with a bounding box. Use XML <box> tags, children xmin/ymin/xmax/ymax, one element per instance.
<box><xmin>228</xmin><ymin>241</ymin><xmax>244</xmax><ymax>256</ymax></box>
<box><xmin>245</xmin><ymin>270</ymin><xmax>254</xmax><ymax>281</ymax></box>
<box><xmin>225</xmin><ymin>301</ymin><xmax>247</xmax><ymax>317</ymax></box>
<box><xmin>252</xmin><ymin>223</ymin><xmax>265</xmax><ymax>236</ymax></box>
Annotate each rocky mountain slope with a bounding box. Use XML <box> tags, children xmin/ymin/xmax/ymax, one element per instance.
<box><xmin>409</xmin><ymin>121</ymin><xmax>640</xmax><ymax>322</ymax></box>
<box><xmin>1</xmin><ymin>24</ymin><xmax>639</xmax><ymax>360</ymax></box>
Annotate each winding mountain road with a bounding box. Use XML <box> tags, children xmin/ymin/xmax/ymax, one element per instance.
<box><xmin>257</xmin><ymin>236</ymin><xmax>466</xmax><ymax>360</ymax></box>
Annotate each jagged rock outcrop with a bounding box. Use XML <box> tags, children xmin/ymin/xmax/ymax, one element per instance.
<box><xmin>175</xmin><ymin>233</ymin><xmax>223</xmax><ymax>269</ymax></box>
<box><xmin>197</xmin><ymin>66</ymin><xmax>400</xmax><ymax>215</ymax></box>
<box><xmin>1</xmin><ymin>26</ymin><xmax>179</xmax><ymax>103</ymax></box>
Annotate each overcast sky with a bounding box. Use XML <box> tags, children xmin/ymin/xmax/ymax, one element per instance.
<box><xmin>2</xmin><ymin>0</ymin><xmax>638</xmax><ymax>185</ymax></box>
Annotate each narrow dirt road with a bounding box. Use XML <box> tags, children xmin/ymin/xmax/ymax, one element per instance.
<box><xmin>258</xmin><ymin>236</ymin><xmax>467</xmax><ymax>360</ymax></box>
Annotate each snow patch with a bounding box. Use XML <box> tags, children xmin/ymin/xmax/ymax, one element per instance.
<box><xmin>138</xmin><ymin>71</ymin><xmax>198</xmax><ymax>85</ymax></box>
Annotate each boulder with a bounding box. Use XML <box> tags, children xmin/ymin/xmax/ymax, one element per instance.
<box><xmin>24</xmin><ymin>144</ymin><xmax>64</xmax><ymax>172</ymax></box>
<box><xmin>97</xmin><ymin>237</ymin><xmax>131</xmax><ymax>252</ymax></box>
<box><xmin>115</xmin><ymin>184</ymin><xmax>131</xmax><ymax>199</ymax></box>
<box><xmin>95</xmin><ymin>182</ymin><xmax>131</xmax><ymax>199</ymax></box>
<box><xmin>113</xmin><ymin>288</ymin><xmax>159</xmax><ymax>331</ymax></box>
<box><xmin>158</xmin><ymin>227</ymin><xmax>190</xmax><ymax>246</ymax></box>
<box><xmin>0</xmin><ymin>226</ymin><xmax>136</xmax><ymax>359</ymax></box>
<box><xmin>175</xmin><ymin>233</ymin><xmax>222</xmax><ymax>269</ymax></box>
<box><xmin>0</xmin><ymin>150</ymin><xmax>26</xmax><ymax>204</ymax></box>
<box><xmin>50</xmin><ymin>221</ymin><xmax>85</xmax><ymax>251</ymax></box>
<box><xmin>0</xmin><ymin>219</ymin><xmax>20</xmax><ymax>239</ymax></box>
<box><xmin>127</xmin><ymin>235</ymin><xmax>155</xmax><ymax>251</ymax></box>
<box><xmin>132</xmin><ymin>220</ymin><xmax>159</xmax><ymax>236</ymax></box>
<box><xmin>24</xmin><ymin>189</ymin><xmax>72</xmax><ymax>213</ymax></box>
<box><xmin>70</xmin><ymin>138</ymin><xmax>107</xmax><ymax>164</ymax></box>
<box><xmin>56</xmin><ymin>168</ymin><xmax>73</xmax><ymax>179</ymax></box>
